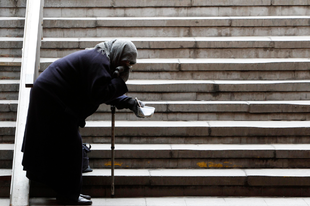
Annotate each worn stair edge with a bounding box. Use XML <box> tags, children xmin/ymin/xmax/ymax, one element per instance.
<box><xmin>2</xmin><ymin>143</ymin><xmax>310</xmax><ymax>160</ymax></box>
<box><xmin>95</xmin><ymin>100</ymin><xmax>310</xmax><ymax>113</ymax></box>
<box><xmin>34</xmin><ymin>36</ymin><xmax>310</xmax><ymax>49</ymax></box>
<box><xmin>87</xmin><ymin>143</ymin><xmax>310</xmax><ymax>159</ymax></box>
<box><xmin>3</xmin><ymin>57</ymin><xmax>310</xmax><ymax>72</ymax></box>
<box><xmin>41</xmin><ymin>0</ymin><xmax>310</xmax><ymax>7</ymax></box>
<box><xmin>1</xmin><ymin>17</ymin><xmax>304</xmax><ymax>28</ymax></box>
<box><xmin>3</xmin><ymin>0</ymin><xmax>308</xmax><ymax>9</ymax></box>
<box><xmin>26</xmin><ymin>197</ymin><xmax>310</xmax><ymax>206</ymax></box>
<box><xmin>0</xmin><ymin>144</ymin><xmax>13</xmax><ymax>160</ymax></box>
<box><xmin>127</xmin><ymin>80</ymin><xmax>310</xmax><ymax>92</ymax></box>
<box><xmin>42</xmin><ymin>6</ymin><xmax>310</xmax><ymax>18</ymax></box>
<box><xmin>81</xmin><ymin>120</ymin><xmax>310</xmax><ymax>137</ymax></box>
<box><xmin>5</xmin><ymin>79</ymin><xmax>310</xmax><ymax>93</ymax></box>
<box><xmin>2</xmin><ymin>36</ymin><xmax>309</xmax><ymax>49</ymax></box>
<box><xmin>40</xmin><ymin>58</ymin><xmax>310</xmax><ymax>72</ymax></box>
<box><xmin>40</xmin><ymin>16</ymin><xmax>310</xmax><ymax>28</ymax></box>
<box><xmin>80</xmin><ymin>168</ymin><xmax>310</xmax><ymax>187</ymax></box>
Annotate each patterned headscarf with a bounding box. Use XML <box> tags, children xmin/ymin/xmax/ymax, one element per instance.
<box><xmin>94</xmin><ymin>39</ymin><xmax>138</xmax><ymax>73</ymax></box>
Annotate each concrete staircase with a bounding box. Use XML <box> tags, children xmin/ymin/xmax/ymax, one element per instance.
<box><xmin>1</xmin><ymin>0</ymin><xmax>310</xmax><ymax>202</ymax></box>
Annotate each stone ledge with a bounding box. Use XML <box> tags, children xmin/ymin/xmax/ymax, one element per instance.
<box><xmin>82</xmin><ymin>168</ymin><xmax>310</xmax><ymax>186</ymax></box>
<box><xmin>88</xmin><ymin>143</ymin><xmax>310</xmax><ymax>159</ymax></box>
<box><xmin>81</xmin><ymin>120</ymin><xmax>310</xmax><ymax>137</ymax></box>
<box><xmin>36</xmin><ymin>36</ymin><xmax>310</xmax><ymax>49</ymax></box>
<box><xmin>37</xmin><ymin>57</ymin><xmax>310</xmax><ymax>72</ymax></box>
<box><xmin>42</xmin><ymin>16</ymin><xmax>310</xmax><ymax>28</ymax></box>
<box><xmin>41</xmin><ymin>0</ymin><xmax>310</xmax><ymax>7</ymax></box>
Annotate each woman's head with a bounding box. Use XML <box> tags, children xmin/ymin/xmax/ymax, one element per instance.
<box><xmin>94</xmin><ymin>39</ymin><xmax>138</xmax><ymax>74</ymax></box>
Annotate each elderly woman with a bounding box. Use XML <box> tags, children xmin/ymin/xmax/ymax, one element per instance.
<box><xmin>21</xmin><ymin>39</ymin><xmax>142</xmax><ymax>205</ymax></box>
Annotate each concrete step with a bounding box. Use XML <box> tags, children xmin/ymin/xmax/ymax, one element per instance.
<box><xmin>80</xmin><ymin>121</ymin><xmax>310</xmax><ymax>144</ymax></box>
<box><xmin>27</xmin><ymin>197</ymin><xmax>310</xmax><ymax>206</ymax></box>
<box><xmin>3</xmin><ymin>143</ymin><xmax>310</xmax><ymax>169</ymax></box>
<box><xmin>0</xmin><ymin>144</ymin><xmax>13</xmax><ymax>168</ymax></box>
<box><xmin>40</xmin><ymin>16</ymin><xmax>310</xmax><ymax>37</ymax></box>
<box><xmin>0</xmin><ymin>169</ymin><xmax>10</xmax><ymax>197</ymax></box>
<box><xmin>0</xmin><ymin>100</ymin><xmax>17</xmax><ymax>121</ymax></box>
<box><xmin>0</xmin><ymin>37</ymin><xmax>23</xmax><ymax>57</ymax></box>
<box><xmin>3</xmin><ymin>35</ymin><xmax>310</xmax><ymax>59</ymax></box>
<box><xmin>29</xmin><ymin>168</ymin><xmax>310</xmax><ymax>197</ymax></box>
<box><xmin>0</xmin><ymin>80</ymin><xmax>19</xmax><ymax>100</ymax></box>
<box><xmin>126</xmin><ymin>80</ymin><xmax>310</xmax><ymax>101</ymax></box>
<box><xmin>86</xmin><ymin>143</ymin><xmax>310</xmax><ymax>169</ymax></box>
<box><xmin>41</xmin><ymin>0</ymin><xmax>310</xmax><ymax>7</ymax></box>
<box><xmin>4</xmin><ymin>56</ymin><xmax>310</xmax><ymax>81</ymax></box>
<box><xmin>39</xmin><ymin>57</ymin><xmax>310</xmax><ymax>81</ymax></box>
<box><xmin>42</xmin><ymin>16</ymin><xmax>310</xmax><ymax>28</ymax></box>
<box><xmin>0</xmin><ymin>57</ymin><xmax>21</xmax><ymax>80</ymax></box>
<box><xmin>0</xmin><ymin>8</ymin><xmax>25</xmax><ymax>18</ymax></box>
<box><xmin>37</xmin><ymin>36</ymin><xmax>310</xmax><ymax>58</ymax></box>
<box><xmin>43</xmin><ymin>6</ymin><xmax>310</xmax><ymax>18</ymax></box>
<box><xmin>0</xmin><ymin>121</ymin><xmax>16</xmax><ymax>144</ymax></box>
<box><xmin>3</xmin><ymin>0</ymin><xmax>310</xmax><ymax>18</ymax></box>
<box><xmin>0</xmin><ymin>17</ymin><xmax>24</xmax><ymax>37</ymax></box>
<box><xmin>4</xmin><ymin>0</ymin><xmax>310</xmax><ymax>18</ymax></box>
<box><xmin>88</xmin><ymin>101</ymin><xmax>310</xmax><ymax>121</ymax></box>
<box><xmin>4</xmin><ymin>76</ymin><xmax>310</xmax><ymax>101</ymax></box>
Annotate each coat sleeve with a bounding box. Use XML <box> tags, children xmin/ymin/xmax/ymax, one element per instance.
<box><xmin>106</xmin><ymin>95</ymin><xmax>135</xmax><ymax>110</ymax></box>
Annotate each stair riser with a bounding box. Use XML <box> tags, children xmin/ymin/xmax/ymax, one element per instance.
<box><xmin>130</xmin><ymin>71</ymin><xmax>310</xmax><ymax>81</ymax></box>
<box><xmin>0</xmin><ymin>8</ymin><xmax>25</xmax><ymax>17</ymax></box>
<box><xmin>127</xmin><ymin>92</ymin><xmax>310</xmax><ymax>101</ymax></box>
<box><xmin>38</xmin><ymin>0</ymin><xmax>310</xmax><ymax>7</ymax></box>
<box><xmin>40</xmin><ymin>48</ymin><xmax>310</xmax><ymax>59</ymax></box>
<box><xmin>42</xmin><ymin>18</ymin><xmax>310</xmax><ymax>28</ymax></box>
<box><xmin>81</xmin><ymin>135</ymin><xmax>310</xmax><ymax>145</ymax></box>
<box><xmin>43</xmin><ymin>7</ymin><xmax>310</xmax><ymax>17</ymax></box>
<box><xmin>0</xmin><ymin>178</ymin><xmax>10</xmax><ymax>197</ymax></box>
<box><xmin>4</xmin><ymin>2</ymin><xmax>310</xmax><ymax>17</ymax></box>
<box><xmin>39</xmin><ymin>61</ymin><xmax>310</xmax><ymax>81</ymax></box>
<box><xmin>80</xmin><ymin>127</ymin><xmax>310</xmax><ymax>138</ymax></box>
<box><xmin>43</xmin><ymin>27</ymin><xmax>310</xmax><ymax>38</ymax></box>
<box><xmin>30</xmin><ymin>184</ymin><xmax>310</xmax><ymax>198</ymax></box>
<box><xmin>25</xmin><ymin>183</ymin><xmax>310</xmax><ymax>198</ymax></box>
<box><xmin>2</xmin><ymin>91</ymin><xmax>310</xmax><ymax>102</ymax></box>
<box><xmin>0</xmin><ymin>29</ymin><xmax>23</xmax><ymax>37</ymax></box>
<box><xmin>89</xmin><ymin>158</ymin><xmax>310</xmax><ymax>169</ymax></box>
<box><xmin>88</xmin><ymin>112</ymin><xmax>310</xmax><ymax>121</ymax></box>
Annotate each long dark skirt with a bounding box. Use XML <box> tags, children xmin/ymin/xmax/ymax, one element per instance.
<box><xmin>22</xmin><ymin>85</ymin><xmax>83</xmax><ymax>200</ymax></box>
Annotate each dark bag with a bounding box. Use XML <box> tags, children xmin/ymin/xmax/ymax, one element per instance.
<box><xmin>82</xmin><ymin>143</ymin><xmax>93</xmax><ymax>173</ymax></box>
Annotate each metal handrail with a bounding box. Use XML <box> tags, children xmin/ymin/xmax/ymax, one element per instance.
<box><xmin>10</xmin><ymin>0</ymin><xmax>44</xmax><ymax>205</ymax></box>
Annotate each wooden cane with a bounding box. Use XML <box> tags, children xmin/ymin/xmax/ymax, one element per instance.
<box><xmin>111</xmin><ymin>105</ymin><xmax>116</xmax><ymax>197</ymax></box>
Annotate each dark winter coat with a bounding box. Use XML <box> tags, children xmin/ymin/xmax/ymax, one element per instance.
<box><xmin>22</xmin><ymin>49</ymin><xmax>128</xmax><ymax>199</ymax></box>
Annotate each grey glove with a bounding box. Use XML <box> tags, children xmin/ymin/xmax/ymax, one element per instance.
<box><xmin>130</xmin><ymin>98</ymin><xmax>145</xmax><ymax>118</ymax></box>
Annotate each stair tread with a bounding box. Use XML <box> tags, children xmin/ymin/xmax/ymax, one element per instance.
<box><xmin>0</xmin><ymin>169</ymin><xmax>11</xmax><ymax>176</ymax></box>
<box><xmin>128</xmin><ymin>79</ymin><xmax>310</xmax><ymax>84</ymax></box>
<box><xmin>4</xmin><ymin>57</ymin><xmax>310</xmax><ymax>66</ymax></box>
<box><xmin>0</xmin><ymin>121</ymin><xmax>16</xmax><ymax>127</ymax></box>
<box><xmin>0</xmin><ymin>80</ymin><xmax>19</xmax><ymax>84</ymax></box>
<box><xmin>41</xmin><ymin>0</ymin><xmax>310</xmax><ymax>7</ymax></box>
<box><xmin>4</xmin><ymin>168</ymin><xmax>310</xmax><ymax>178</ymax></box>
<box><xmin>84</xmin><ymin>120</ymin><xmax>310</xmax><ymax>127</ymax></box>
<box><xmin>44</xmin><ymin>16</ymin><xmax>310</xmax><ymax>20</ymax></box>
<box><xmin>84</xmin><ymin>168</ymin><xmax>310</xmax><ymax>177</ymax></box>
<box><xmin>88</xmin><ymin>143</ymin><xmax>310</xmax><ymax>151</ymax></box>
<box><xmin>27</xmin><ymin>197</ymin><xmax>310</xmax><ymax>206</ymax></box>
<box><xmin>3</xmin><ymin>143</ymin><xmax>310</xmax><ymax>151</ymax></box>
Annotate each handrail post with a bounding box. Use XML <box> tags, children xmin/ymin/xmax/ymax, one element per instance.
<box><xmin>10</xmin><ymin>0</ymin><xmax>44</xmax><ymax>205</ymax></box>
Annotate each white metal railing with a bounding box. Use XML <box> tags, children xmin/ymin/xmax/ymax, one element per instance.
<box><xmin>10</xmin><ymin>0</ymin><xmax>44</xmax><ymax>205</ymax></box>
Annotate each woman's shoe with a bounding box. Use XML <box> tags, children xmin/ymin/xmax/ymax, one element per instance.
<box><xmin>57</xmin><ymin>196</ymin><xmax>92</xmax><ymax>205</ymax></box>
<box><xmin>80</xmin><ymin>194</ymin><xmax>91</xmax><ymax>200</ymax></box>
